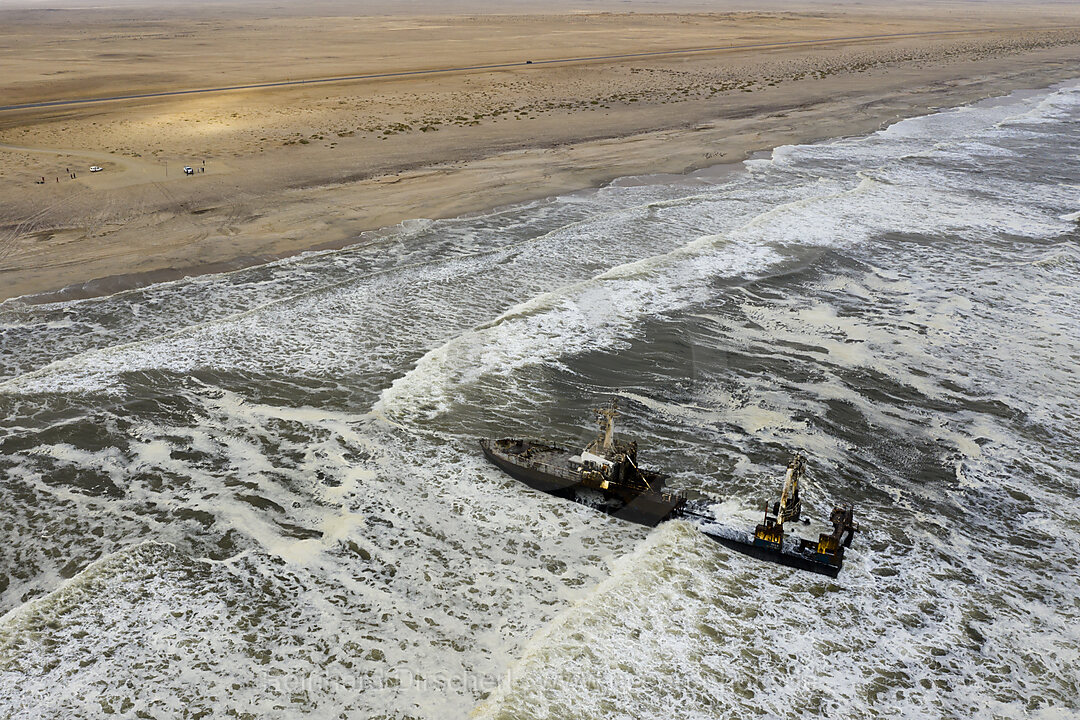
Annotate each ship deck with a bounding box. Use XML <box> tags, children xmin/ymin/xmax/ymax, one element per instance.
<box><xmin>487</xmin><ymin>439</ymin><xmax>580</xmax><ymax>482</ymax></box>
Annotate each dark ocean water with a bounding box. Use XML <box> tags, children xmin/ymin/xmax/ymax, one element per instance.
<box><xmin>0</xmin><ymin>82</ymin><xmax>1078</xmax><ymax>719</ymax></box>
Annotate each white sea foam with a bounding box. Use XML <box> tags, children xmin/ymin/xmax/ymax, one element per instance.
<box><xmin>3</xmin><ymin>82</ymin><xmax>1080</xmax><ymax>720</ymax></box>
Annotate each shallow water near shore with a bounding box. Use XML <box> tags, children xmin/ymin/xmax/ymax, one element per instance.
<box><xmin>1</xmin><ymin>81</ymin><xmax>1078</xmax><ymax>719</ymax></box>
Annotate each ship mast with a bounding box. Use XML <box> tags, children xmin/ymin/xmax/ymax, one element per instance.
<box><xmin>777</xmin><ymin>454</ymin><xmax>804</xmax><ymax>524</ymax></box>
<box><xmin>594</xmin><ymin>398</ymin><xmax>619</xmax><ymax>453</ymax></box>
<box><xmin>754</xmin><ymin>454</ymin><xmax>806</xmax><ymax>550</ymax></box>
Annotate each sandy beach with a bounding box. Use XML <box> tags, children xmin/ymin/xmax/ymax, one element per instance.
<box><xmin>2</xmin><ymin>0</ymin><xmax>1080</xmax><ymax>302</ymax></box>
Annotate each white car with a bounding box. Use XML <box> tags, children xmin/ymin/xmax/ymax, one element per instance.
<box><xmin>183</xmin><ymin>166</ymin><xmax>194</xmax><ymax>175</ymax></box>
<box><xmin>89</xmin><ymin>166</ymin><xmax>103</xmax><ymax>173</ymax></box>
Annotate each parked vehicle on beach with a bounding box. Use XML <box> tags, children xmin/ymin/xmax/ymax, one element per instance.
<box><xmin>89</xmin><ymin>166</ymin><xmax>102</xmax><ymax>172</ymax></box>
<box><xmin>183</xmin><ymin>166</ymin><xmax>194</xmax><ymax>175</ymax></box>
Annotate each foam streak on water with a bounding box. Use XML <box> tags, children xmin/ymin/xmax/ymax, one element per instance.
<box><xmin>1</xmin><ymin>82</ymin><xmax>1079</xmax><ymax>719</ymax></box>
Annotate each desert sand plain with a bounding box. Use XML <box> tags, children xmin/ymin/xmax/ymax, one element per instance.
<box><xmin>2</xmin><ymin>0</ymin><xmax>1080</xmax><ymax>301</ymax></box>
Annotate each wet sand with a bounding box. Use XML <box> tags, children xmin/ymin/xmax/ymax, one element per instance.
<box><xmin>2</xmin><ymin>1</ymin><xmax>1080</xmax><ymax>302</ymax></box>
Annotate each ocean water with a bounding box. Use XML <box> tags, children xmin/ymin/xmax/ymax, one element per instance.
<box><xmin>1</xmin><ymin>81</ymin><xmax>1078</xmax><ymax>720</ymax></box>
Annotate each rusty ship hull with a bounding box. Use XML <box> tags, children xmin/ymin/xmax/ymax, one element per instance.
<box><xmin>676</xmin><ymin>506</ymin><xmax>848</xmax><ymax>578</ymax></box>
<box><xmin>480</xmin><ymin>401</ymin><xmax>856</xmax><ymax>577</ymax></box>
<box><xmin>480</xmin><ymin>438</ymin><xmax>683</xmax><ymax>527</ymax></box>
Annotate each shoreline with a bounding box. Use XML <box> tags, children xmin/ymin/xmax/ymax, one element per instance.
<box><xmin>3</xmin><ymin>19</ymin><xmax>1080</xmax><ymax>305</ymax></box>
<box><xmin>2</xmin><ymin>67</ymin><xmax>1070</xmax><ymax>307</ymax></box>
